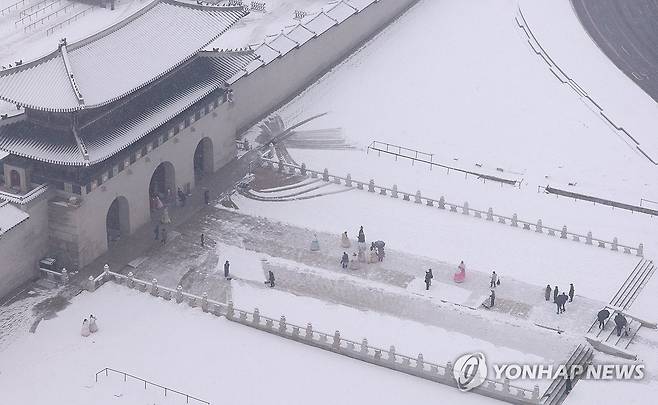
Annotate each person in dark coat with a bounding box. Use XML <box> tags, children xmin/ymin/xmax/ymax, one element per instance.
<box><xmin>357</xmin><ymin>226</ymin><xmax>365</xmax><ymax>243</ymax></box>
<box><xmin>597</xmin><ymin>309</ymin><xmax>610</xmax><ymax>329</ymax></box>
<box><xmin>555</xmin><ymin>297</ymin><xmax>562</xmax><ymax>314</ymax></box>
<box><xmin>558</xmin><ymin>293</ymin><xmax>568</xmax><ymax>313</ymax></box>
<box><xmin>489</xmin><ymin>289</ymin><xmax>495</xmax><ymax>307</ymax></box>
<box><xmin>340</xmin><ymin>252</ymin><xmax>349</xmax><ymax>269</ymax></box>
<box><xmin>154</xmin><ymin>224</ymin><xmax>160</xmax><ymax>240</ymax></box>
<box><xmin>614</xmin><ymin>313</ymin><xmax>628</xmax><ymax>337</ymax></box>
<box><xmin>545</xmin><ymin>285</ymin><xmax>551</xmax><ymax>301</ymax></box>
<box><xmin>224</xmin><ymin>260</ymin><xmax>230</xmax><ymax>279</ymax></box>
<box><xmin>424</xmin><ymin>270</ymin><xmax>433</xmax><ymax>290</ymax></box>
<box><xmin>565</xmin><ymin>376</ymin><xmax>572</xmax><ymax>394</ymax></box>
<box><xmin>266</xmin><ymin>270</ymin><xmax>275</xmax><ymax>288</ymax></box>
<box><xmin>161</xmin><ymin>228</ymin><xmax>167</xmax><ymax>245</ymax></box>
<box><xmin>553</xmin><ymin>285</ymin><xmax>559</xmax><ymax>303</ymax></box>
<box><xmin>568</xmin><ymin>283</ymin><xmax>575</xmax><ymax>302</ymax></box>
<box><xmin>177</xmin><ymin>187</ymin><xmax>186</xmax><ymax>207</ymax></box>
<box><xmin>201</xmin><ymin>233</ymin><xmax>205</xmax><ymax>247</ymax></box>
<box><xmin>204</xmin><ymin>189</ymin><xmax>210</xmax><ymax>205</ymax></box>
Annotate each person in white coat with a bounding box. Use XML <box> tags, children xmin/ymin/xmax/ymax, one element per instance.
<box><xmin>81</xmin><ymin>319</ymin><xmax>90</xmax><ymax>337</ymax></box>
<box><xmin>340</xmin><ymin>231</ymin><xmax>351</xmax><ymax>248</ymax></box>
<box><xmin>89</xmin><ymin>315</ymin><xmax>99</xmax><ymax>333</ymax></box>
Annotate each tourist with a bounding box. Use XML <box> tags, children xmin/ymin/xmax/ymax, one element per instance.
<box><xmin>310</xmin><ymin>234</ymin><xmax>320</xmax><ymax>251</ymax></box>
<box><xmin>490</xmin><ymin>271</ymin><xmax>498</xmax><ymax>288</ymax></box>
<box><xmin>341</xmin><ymin>252</ymin><xmax>349</xmax><ymax>269</ymax></box>
<box><xmin>553</xmin><ymin>285</ymin><xmax>559</xmax><ymax>303</ymax></box>
<box><xmin>559</xmin><ymin>293</ymin><xmax>568</xmax><ymax>313</ymax></box>
<box><xmin>201</xmin><ymin>233</ymin><xmax>205</xmax><ymax>247</ymax></box>
<box><xmin>89</xmin><ymin>315</ymin><xmax>99</xmax><ymax>333</ymax></box>
<box><xmin>565</xmin><ymin>376</ymin><xmax>572</xmax><ymax>394</ymax></box>
<box><xmin>614</xmin><ymin>313</ymin><xmax>627</xmax><ymax>337</ymax></box>
<box><xmin>489</xmin><ymin>289</ymin><xmax>495</xmax><ymax>307</ymax></box>
<box><xmin>154</xmin><ymin>224</ymin><xmax>160</xmax><ymax>240</ymax></box>
<box><xmin>453</xmin><ymin>261</ymin><xmax>466</xmax><ymax>283</ymax></box>
<box><xmin>341</xmin><ymin>231</ymin><xmax>351</xmax><ymax>248</ymax></box>
<box><xmin>424</xmin><ymin>269</ymin><xmax>433</xmax><ymax>290</ymax></box>
<box><xmin>266</xmin><ymin>270</ymin><xmax>275</xmax><ymax>288</ymax></box>
<box><xmin>568</xmin><ymin>283</ymin><xmax>575</xmax><ymax>302</ymax></box>
<box><xmin>555</xmin><ymin>296</ymin><xmax>562</xmax><ymax>315</ymax></box>
<box><xmin>597</xmin><ymin>309</ymin><xmax>610</xmax><ymax>329</ymax></box>
<box><xmin>81</xmin><ymin>319</ymin><xmax>90</xmax><ymax>337</ymax></box>
<box><xmin>374</xmin><ymin>240</ymin><xmax>385</xmax><ymax>261</ymax></box>
<box><xmin>224</xmin><ymin>260</ymin><xmax>230</xmax><ymax>279</ymax></box>
<box><xmin>204</xmin><ymin>189</ymin><xmax>210</xmax><ymax>205</ymax></box>
<box><xmin>357</xmin><ymin>226</ymin><xmax>365</xmax><ymax>249</ymax></box>
<box><xmin>161</xmin><ymin>228</ymin><xmax>167</xmax><ymax>245</ymax></box>
<box><xmin>545</xmin><ymin>285</ymin><xmax>551</xmax><ymax>301</ymax></box>
<box><xmin>177</xmin><ymin>187</ymin><xmax>186</xmax><ymax>207</ymax></box>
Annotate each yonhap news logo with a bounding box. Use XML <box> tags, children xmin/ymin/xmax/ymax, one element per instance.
<box><xmin>452</xmin><ymin>352</ymin><xmax>645</xmax><ymax>393</ymax></box>
<box><xmin>453</xmin><ymin>352</ymin><xmax>488</xmax><ymax>392</ymax></box>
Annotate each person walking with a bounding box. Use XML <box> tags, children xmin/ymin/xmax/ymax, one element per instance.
<box><xmin>266</xmin><ymin>270</ymin><xmax>275</xmax><ymax>288</ymax></box>
<box><xmin>341</xmin><ymin>232</ymin><xmax>351</xmax><ymax>248</ymax></box>
<box><xmin>89</xmin><ymin>315</ymin><xmax>99</xmax><ymax>333</ymax></box>
<box><xmin>545</xmin><ymin>285</ymin><xmax>552</xmax><ymax>301</ymax></box>
<box><xmin>489</xmin><ymin>289</ymin><xmax>495</xmax><ymax>308</ymax></box>
<box><xmin>597</xmin><ymin>309</ymin><xmax>610</xmax><ymax>329</ymax></box>
<box><xmin>558</xmin><ymin>293</ymin><xmax>568</xmax><ymax>313</ymax></box>
<box><xmin>201</xmin><ymin>233</ymin><xmax>205</xmax><ymax>247</ymax></box>
<box><xmin>224</xmin><ymin>260</ymin><xmax>230</xmax><ymax>279</ymax></box>
<box><xmin>161</xmin><ymin>228</ymin><xmax>167</xmax><ymax>245</ymax></box>
<box><xmin>614</xmin><ymin>313</ymin><xmax>628</xmax><ymax>337</ymax></box>
<box><xmin>565</xmin><ymin>376</ymin><xmax>572</xmax><ymax>395</ymax></box>
<box><xmin>553</xmin><ymin>285</ymin><xmax>559</xmax><ymax>303</ymax></box>
<box><xmin>555</xmin><ymin>296</ymin><xmax>562</xmax><ymax>314</ymax></box>
<box><xmin>357</xmin><ymin>226</ymin><xmax>365</xmax><ymax>244</ymax></box>
<box><xmin>568</xmin><ymin>283</ymin><xmax>575</xmax><ymax>302</ymax></box>
<box><xmin>81</xmin><ymin>319</ymin><xmax>90</xmax><ymax>337</ymax></box>
<box><xmin>154</xmin><ymin>224</ymin><xmax>160</xmax><ymax>240</ymax></box>
<box><xmin>424</xmin><ymin>269</ymin><xmax>433</xmax><ymax>290</ymax></box>
<box><xmin>341</xmin><ymin>252</ymin><xmax>349</xmax><ymax>269</ymax></box>
<box><xmin>490</xmin><ymin>271</ymin><xmax>498</xmax><ymax>288</ymax></box>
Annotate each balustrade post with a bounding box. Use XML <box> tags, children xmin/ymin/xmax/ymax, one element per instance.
<box><xmin>637</xmin><ymin>243</ymin><xmax>644</xmax><ymax>257</ymax></box>
<box><xmin>462</xmin><ymin>201</ymin><xmax>469</xmax><ymax>215</ymax></box>
<box><xmin>612</xmin><ymin>237</ymin><xmax>619</xmax><ymax>251</ymax></box>
<box><xmin>586</xmin><ymin>231</ymin><xmax>593</xmax><ymax>245</ymax></box>
<box><xmin>391</xmin><ymin>185</ymin><xmax>398</xmax><ymax>198</ymax></box>
<box><xmin>345</xmin><ymin>174</ymin><xmax>352</xmax><ymax>187</ymax></box>
<box><xmin>360</xmin><ymin>338</ymin><xmax>368</xmax><ymax>354</ymax></box>
<box><xmin>511</xmin><ymin>213</ymin><xmax>518</xmax><ymax>227</ymax></box>
<box><xmin>486</xmin><ymin>207</ymin><xmax>494</xmax><ymax>221</ymax></box>
<box><xmin>332</xmin><ymin>330</ymin><xmax>341</xmax><ymax>350</ymax></box>
<box><xmin>175</xmin><ymin>285</ymin><xmax>183</xmax><ymax>304</ymax></box>
<box><xmin>279</xmin><ymin>315</ymin><xmax>287</xmax><ymax>334</ymax></box>
<box><xmin>305</xmin><ymin>323</ymin><xmax>313</xmax><ymax>340</ymax></box>
<box><xmin>560</xmin><ymin>226</ymin><xmax>568</xmax><ymax>239</ymax></box>
<box><xmin>150</xmin><ymin>279</ymin><xmax>158</xmax><ymax>296</ymax></box>
<box><xmin>322</xmin><ymin>168</ymin><xmax>329</xmax><ymax>181</ymax></box>
<box><xmin>86</xmin><ymin>275</ymin><xmax>95</xmax><ymax>292</ymax></box>
<box><xmin>536</xmin><ymin>219</ymin><xmax>543</xmax><ymax>233</ymax></box>
<box><xmin>253</xmin><ymin>308</ymin><xmax>260</xmax><ymax>324</ymax></box>
<box><xmin>388</xmin><ymin>345</ymin><xmax>396</xmax><ymax>362</ymax></box>
<box><xmin>414</xmin><ymin>190</ymin><xmax>422</xmax><ymax>203</ymax></box>
<box><xmin>368</xmin><ymin>179</ymin><xmax>375</xmax><ymax>192</ymax></box>
<box><xmin>61</xmin><ymin>268</ymin><xmax>69</xmax><ymax>283</ymax></box>
<box><xmin>127</xmin><ymin>272</ymin><xmax>135</xmax><ymax>289</ymax></box>
<box><xmin>300</xmin><ymin>163</ymin><xmax>307</xmax><ymax>176</ymax></box>
<box><xmin>201</xmin><ymin>293</ymin><xmax>209</xmax><ymax>312</ymax></box>
<box><xmin>417</xmin><ymin>353</ymin><xmax>424</xmax><ymax>370</ymax></box>
<box><xmin>438</xmin><ymin>196</ymin><xmax>445</xmax><ymax>209</ymax></box>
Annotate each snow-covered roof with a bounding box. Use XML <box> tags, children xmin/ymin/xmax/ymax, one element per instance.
<box><xmin>0</xmin><ymin>51</ymin><xmax>255</xmax><ymax>166</ymax></box>
<box><xmin>0</xmin><ymin>0</ymin><xmax>247</xmax><ymax>112</ymax></box>
<box><xmin>0</xmin><ymin>201</ymin><xmax>29</xmax><ymax>236</ymax></box>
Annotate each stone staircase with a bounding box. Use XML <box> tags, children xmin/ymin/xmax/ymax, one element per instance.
<box><xmin>585</xmin><ymin>259</ymin><xmax>656</xmax><ymax>359</ymax></box>
<box><xmin>540</xmin><ymin>344</ymin><xmax>594</xmax><ymax>405</ymax></box>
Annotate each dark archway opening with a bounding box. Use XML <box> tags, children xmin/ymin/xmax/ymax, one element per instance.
<box><xmin>193</xmin><ymin>137</ymin><xmax>214</xmax><ymax>180</ymax></box>
<box><xmin>106</xmin><ymin>196</ymin><xmax>130</xmax><ymax>244</ymax></box>
<box><xmin>9</xmin><ymin>169</ymin><xmax>20</xmax><ymax>189</ymax></box>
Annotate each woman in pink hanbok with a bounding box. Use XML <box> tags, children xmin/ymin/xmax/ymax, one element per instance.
<box><xmin>453</xmin><ymin>261</ymin><xmax>466</xmax><ymax>283</ymax></box>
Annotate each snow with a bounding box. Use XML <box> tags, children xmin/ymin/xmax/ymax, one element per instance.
<box><xmin>0</xmin><ymin>202</ymin><xmax>29</xmax><ymax>235</ymax></box>
<box><xmin>0</xmin><ymin>283</ymin><xmax>495</xmax><ymax>405</ymax></box>
<box><xmin>273</xmin><ymin>0</ymin><xmax>657</xmax><ymax>223</ymax></box>
<box><xmin>228</xmin><ymin>185</ymin><xmax>636</xmax><ymax>303</ymax></box>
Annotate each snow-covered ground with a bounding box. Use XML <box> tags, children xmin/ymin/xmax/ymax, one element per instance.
<box><xmin>269</xmin><ymin>0</ymin><xmax>658</xmax><ymax>240</ymax></box>
<box><xmin>0</xmin><ymin>283</ymin><xmax>495</xmax><ymax>405</ymax></box>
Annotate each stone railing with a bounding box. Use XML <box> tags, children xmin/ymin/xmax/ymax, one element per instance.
<box><xmin>261</xmin><ymin>159</ymin><xmax>643</xmax><ymax>257</ymax></box>
<box><xmin>83</xmin><ymin>267</ymin><xmax>539</xmax><ymax>404</ymax></box>
<box><xmin>38</xmin><ymin>266</ymin><xmax>70</xmax><ymax>284</ymax></box>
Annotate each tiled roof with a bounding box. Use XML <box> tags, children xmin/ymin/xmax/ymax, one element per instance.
<box><xmin>0</xmin><ymin>201</ymin><xmax>29</xmax><ymax>236</ymax></box>
<box><xmin>0</xmin><ymin>0</ymin><xmax>247</xmax><ymax>112</ymax></box>
<box><xmin>0</xmin><ymin>51</ymin><xmax>255</xmax><ymax>166</ymax></box>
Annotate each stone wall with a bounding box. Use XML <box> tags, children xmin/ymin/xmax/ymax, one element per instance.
<box><xmin>0</xmin><ymin>195</ymin><xmax>50</xmax><ymax>298</ymax></box>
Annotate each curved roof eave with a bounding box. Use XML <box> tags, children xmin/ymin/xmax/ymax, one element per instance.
<box><xmin>0</xmin><ymin>0</ymin><xmax>248</xmax><ymax>113</ymax></box>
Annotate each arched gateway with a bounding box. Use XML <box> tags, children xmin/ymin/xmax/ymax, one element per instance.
<box><xmin>193</xmin><ymin>137</ymin><xmax>214</xmax><ymax>179</ymax></box>
<box><xmin>106</xmin><ymin>196</ymin><xmax>130</xmax><ymax>244</ymax></box>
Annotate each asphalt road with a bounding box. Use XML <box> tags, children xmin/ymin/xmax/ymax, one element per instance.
<box><xmin>571</xmin><ymin>0</ymin><xmax>658</xmax><ymax>102</ymax></box>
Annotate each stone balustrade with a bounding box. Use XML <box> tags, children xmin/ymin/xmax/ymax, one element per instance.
<box><xmin>260</xmin><ymin>159</ymin><xmax>643</xmax><ymax>257</ymax></box>
<box><xmin>83</xmin><ymin>266</ymin><xmax>540</xmax><ymax>404</ymax></box>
